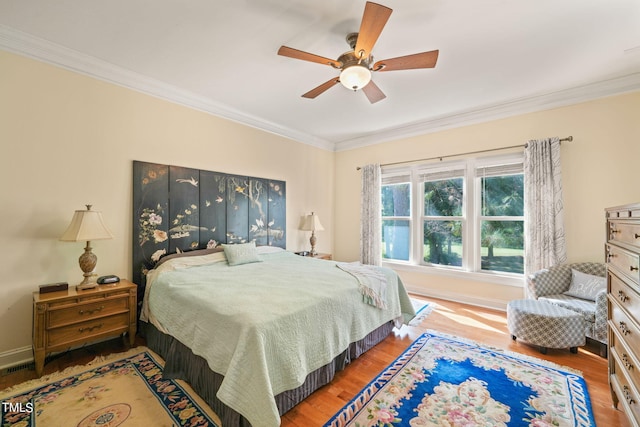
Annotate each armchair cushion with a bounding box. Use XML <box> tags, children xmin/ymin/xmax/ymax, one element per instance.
<box><xmin>538</xmin><ymin>294</ymin><xmax>597</xmax><ymax>323</ymax></box>
<box><xmin>563</xmin><ymin>269</ymin><xmax>606</xmax><ymax>301</ymax></box>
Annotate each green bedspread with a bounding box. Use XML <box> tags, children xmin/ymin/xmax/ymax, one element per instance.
<box><xmin>146</xmin><ymin>249</ymin><xmax>415</xmax><ymax>427</ymax></box>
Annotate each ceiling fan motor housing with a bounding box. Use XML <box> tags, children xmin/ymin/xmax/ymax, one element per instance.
<box><xmin>337</xmin><ymin>49</ymin><xmax>373</xmax><ymax>91</ymax></box>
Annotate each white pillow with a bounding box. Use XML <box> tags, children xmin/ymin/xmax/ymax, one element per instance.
<box><xmin>563</xmin><ymin>269</ymin><xmax>606</xmax><ymax>301</ymax></box>
<box><xmin>222</xmin><ymin>242</ymin><xmax>262</xmax><ymax>266</ymax></box>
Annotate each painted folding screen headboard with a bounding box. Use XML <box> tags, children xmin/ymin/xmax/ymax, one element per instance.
<box><xmin>132</xmin><ymin>160</ymin><xmax>286</xmax><ymax>289</ymax></box>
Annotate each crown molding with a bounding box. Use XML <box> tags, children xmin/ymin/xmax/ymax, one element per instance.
<box><xmin>0</xmin><ymin>25</ymin><xmax>334</xmax><ymax>152</ymax></box>
<box><xmin>3</xmin><ymin>24</ymin><xmax>639</xmax><ymax>154</ymax></box>
<box><xmin>334</xmin><ymin>72</ymin><xmax>640</xmax><ymax>151</ymax></box>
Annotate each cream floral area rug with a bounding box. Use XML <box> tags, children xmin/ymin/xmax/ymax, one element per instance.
<box><xmin>0</xmin><ymin>347</ymin><xmax>220</xmax><ymax>427</ymax></box>
<box><xmin>325</xmin><ymin>330</ymin><xmax>595</xmax><ymax>427</ymax></box>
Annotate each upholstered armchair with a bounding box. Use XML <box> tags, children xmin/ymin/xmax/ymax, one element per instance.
<box><xmin>527</xmin><ymin>262</ymin><xmax>607</xmax><ymax>356</ymax></box>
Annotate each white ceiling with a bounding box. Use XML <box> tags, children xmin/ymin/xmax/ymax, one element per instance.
<box><xmin>2</xmin><ymin>0</ymin><xmax>640</xmax><ymax>151</ymax></box>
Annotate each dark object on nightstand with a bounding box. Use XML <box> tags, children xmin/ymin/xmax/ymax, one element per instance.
<box><xmin>295</xmin><ymin>251</ymin><xmax>310</xmax><ymax>256</ymax></box>
<box><xmin>97</xmin><ymin>275</ymin><xmax>120</xmax><ymax>284</ymax></box>
<box><xmin>39</xmin><ymin>282</ymin><xmax>69</xmax><ymax>294</ymax></box>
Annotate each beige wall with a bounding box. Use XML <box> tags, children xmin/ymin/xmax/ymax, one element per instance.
<box><xmin>0</xmin><ymin>51</ymin><xmax>335</xmax><ymax>359</ymax></box>
<box><xmin>2</xmin><ymin>47</ymin><xmax>639</xmax><ymax>365</ymax></box>
<box><xmin>335</xmin><ymin>92</ymin><xmax>640</xmax><ymax>307</ymax></box>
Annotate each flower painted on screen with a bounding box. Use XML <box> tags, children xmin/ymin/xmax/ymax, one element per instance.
<box><xmin>138</xmin><ymin>205</ymin><xmax>166</xmax><ymax>246</ymax></box>
<box><xmin>148</xmin><ymin>213</ymin><xmax>162</xmax><ymax>225</ymax></box>
<box><xmin>151</xmin><ymin>249</ymin><xmax>166</xmax><ymax>262</ymax></box>
<box><xmin>153</xmin><ymin>229</ymin><xmax>168</xmax><ymax>243</ymax></box>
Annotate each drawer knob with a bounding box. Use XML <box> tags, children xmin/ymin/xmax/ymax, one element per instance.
<box><xmin>618</xmin><ymin>290</ymin><xmax>629</xmax><ymax>303</ymax></box>
<box><xmin>630</xmin><ymin>265</ymin><xmax>639</xmax><ymax>272</ymax></box>
<box><xmin>79</xmin><ymin>306</ymin><xmax>104</xmax><ymax>315</ymax></box>
<box><xmin>611</xmin><ymin>229</ymin><xmax>621</xmax><ymax>234</ymax></box>
<box><xmin>623</xmin><ymin>385</ymin><xmax>636</xmax><ymax>405</ymax></box>
<box><xmin>635</xmin><ymin>233</ymin><xmax>640</xmax><ymax>239</ymax></box>
<box><xmin>79</xmin><ymin>323</ymin><xmax>103</xmax><ymax>333</ymax></box>
<box><xmin>619</xmin><ymin>321</ymin><xmax>632</xmax><ymax>336</ymax></box>
<box><xmin>622</xmin><ymin>353</ymin><xmax>634</xmax><ymax>370</ymax></box>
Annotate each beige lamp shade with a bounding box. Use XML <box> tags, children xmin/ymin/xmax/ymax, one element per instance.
<box><xmin>300</xmin><ymin>212</ymin><xmax>324</xmax><ymax>232</ymax></box>
<box><xmin>60</xmin><ymin>205</ymin><xmax>113</xmax><ymax>289</ymax></box>
<box><xmin>60</xmin><ymin>205</ymin><xmax>114</xmax><ymax>242</ymax></box>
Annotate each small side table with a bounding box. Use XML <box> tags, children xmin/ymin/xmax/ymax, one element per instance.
<box><xmin>294</xmin><ymin>251</ymin><xmax>332</xmax><ymax>260</ymax></box>
<box><xmin>32</xmin><ymin>279</ymin><xmax>137</xmax><ymax>376</ymax></box>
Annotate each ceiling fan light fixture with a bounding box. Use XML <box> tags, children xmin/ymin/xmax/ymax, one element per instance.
<box><xmin>339</xmin><ymin>65</ymin><xmax>371</xmax><ymax>91</ymax></box>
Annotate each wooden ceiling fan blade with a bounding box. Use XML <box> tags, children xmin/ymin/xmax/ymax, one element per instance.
<box><xmin>354</xmin><ymin>2</ymin><xmax>392</xmax><ymax>59</ymax></box>
<box><xmin>302</xmin><ymin>77</ymin><xmax>340</xmax><ymax>99</ymax></box>
<box><xmin>373</xmin><ymin>50</ymin><xmax>439</xmax><ymax>72</ymax></box>
<box><xmin>362</xmin><ymin>80</ymin><xmax>386</xmax><ymax>104</ymax></box>
<box><xmin>278</xmin><ymin>46</ymin><xmax>341</xmax><ymax>68</ymax></box>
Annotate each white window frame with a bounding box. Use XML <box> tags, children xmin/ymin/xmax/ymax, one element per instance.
<box><xmin>381</xmin><ymin>170</ymin><xmax>413</xmax><ymax>264</ymax></box>
<box><xmin>380</xmin><ymin>153</ymin><xmax>524</xmax><ymax>287</ymax></box>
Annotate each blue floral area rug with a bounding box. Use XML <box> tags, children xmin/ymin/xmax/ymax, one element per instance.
<box><xmin>325</xmin><ymin>330</ymin><xmax>595</xmax><ymax>427</ymax></box>
<box><xmin>0</xmin><ymin>347</ymin><xmax>220</xmax><ymax>427</ymax></box>
<box><xmin>408</xmin><ymin>299</ymin><xmax>435</xmax><ymax>327</ymax></box>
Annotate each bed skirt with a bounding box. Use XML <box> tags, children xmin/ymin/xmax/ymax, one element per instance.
<box><xmin>142</xmin><ymin>320</ymin><xmax>395</xmax><ymax>427</ymax></box>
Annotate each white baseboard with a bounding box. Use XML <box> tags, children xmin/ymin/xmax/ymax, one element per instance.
<box><xmin>406</xmin><ymin>284</ymin><xmax>508</xmax><ymax>312</ymax></box>
<box><xmin>0</xmin><ymin>346</ymin><xmax>33</xmax><ymax>371</ymax></box>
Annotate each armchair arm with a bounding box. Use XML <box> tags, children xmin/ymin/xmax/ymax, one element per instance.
<box><xmin>593</xmin><ymin>289</ymin><xmax>609</xmax><ymax>343</ymax></box>
<box><xmin>527</xmin><ymin>265</ymin><xmax>573</xmax><ymax>299</ymax></box>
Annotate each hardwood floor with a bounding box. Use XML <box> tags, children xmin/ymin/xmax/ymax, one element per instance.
<box><xmin>1</xmin><ymin>296</ymin><xmax>630</xmax><ymax>427</ymax></box>
<box><xmin>282</xmin><ymin>296</ymin><xmax>629</xmax><ymax>427</ymax></box>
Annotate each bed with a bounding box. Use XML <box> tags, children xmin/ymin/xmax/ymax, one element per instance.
<box><xmin>140</xmin><ymin>245</ymin><xmax>415</xmax><ymax>427</ymax></box>
<box><xmin>132</xmin><ymin>161</ymin><xmax>415</xmax><ymax>426</ymax></box>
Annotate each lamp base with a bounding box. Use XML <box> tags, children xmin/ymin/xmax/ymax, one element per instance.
<box><xmin>76</xmin><ymin>241</ymin><xmax>98</xmax><ymax>291</ymax></box>
<box><xmin>76</xmin><ymin>282</ymin><xmax>99</xmax><ymax>291</ymax></box>
<box><xmin>309</xmin><ymin>232</ymin><xmax>318</xmax><ymax>256</ymax></box>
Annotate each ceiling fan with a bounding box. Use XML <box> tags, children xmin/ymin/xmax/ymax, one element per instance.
<box><xmin>277</xmin><ymin>1</ymin><xmax>439</xmax><ymax>104</ymax></box>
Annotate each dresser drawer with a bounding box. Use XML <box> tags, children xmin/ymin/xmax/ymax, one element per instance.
<box><xmin>47</xmin><ymin>296</ymin><xmax>130</xmax><ymax>328</ymax></box>
<box><xmin>610</xmin><ymin>271</ymin><xmax>640</xmax><ymax>320</ymax></box>
<box><xmin>611</xmin><ymin>356</ymin><xmax>640</xmax><ymax>424</ymax></box>
<box><xmin>611</xmin><ymin>330</ymin><xmax>640</xmax><ymax>392</ymax></box>
<box><xmin>47</xmin><ymin>313</ymin><xmax>129</xmax><ymax>348</ymax></box>
<box><xmin>609</xmin><ymin>220</ymin><xmax>640</xmax><ymax>250</ymax></box>
<box><xmin>607</xmin><ymin>243</ymin><xmax>640</xmax><ymax>285</ymax></box>
<box><xmin>610</xmin><ymin>303</ymin><xmax>640</xmax><ymax>355</ymax></box>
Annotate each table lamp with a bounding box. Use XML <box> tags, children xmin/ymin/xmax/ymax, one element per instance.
<box><xmin>60</xmin><ymin>205</ymin><xmax>113</xmax><ymax>290</ymax></box>
<box><xmin>300</xmin><ymin>212</ymin><xmax>324</xmax><ymax>256</ymax></box>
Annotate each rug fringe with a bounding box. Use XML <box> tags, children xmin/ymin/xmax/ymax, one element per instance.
<box><xmin>0</xmin><ymin>346</ymin><xmax>155</xmax><ymax>398</ymax></box>
<box><xmin>425</xmin><ymin>329</ymin><xmax>584</xmax><ymax>375</ymax></box>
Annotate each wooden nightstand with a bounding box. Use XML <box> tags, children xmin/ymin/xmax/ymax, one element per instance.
<box><xmin>32</xmin><ymin>279</ymin><xmax>137</xmax><ymax>377</ymax></box>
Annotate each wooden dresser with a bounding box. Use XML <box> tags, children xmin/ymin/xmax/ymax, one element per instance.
<box><xmin>32</xmin><ymin>279</ymin><xmax>137</xmax><ymax>377</ymax></box>
<box><xmin>606</xmin><ymin>203</ymin><xmax>640</xmax><ymax>427</ymax></box>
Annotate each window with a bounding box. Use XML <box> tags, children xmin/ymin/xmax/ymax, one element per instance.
<box><xmin>477</xmin><ymin>164</ymin><xmax>524</xmax><ymax>274</ymax></box>
<box><xmin>381</xmin><ymin>154</ymin><xmax>524</xmax><ymax>277</ymax></box>
<box><xmin>381</xmin><ymin>174</ymin><xmax>411</xmax><ymax>261</ymax></box>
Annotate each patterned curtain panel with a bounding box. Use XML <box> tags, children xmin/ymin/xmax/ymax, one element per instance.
<box><xmin>524</xmin><ymin>138</ymin><xmax>567</xmax><ymax>280</ymax></box>
<box><xmin>360</xmin><ymin>164</ymin><xmax>382</xmax><ymax>266</ymax></box>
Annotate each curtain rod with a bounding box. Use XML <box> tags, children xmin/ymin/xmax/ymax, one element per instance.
<box><xmin>356</xmin><ymin>136</ymin><xmax>573</xmax><ymax>170</ymax></box>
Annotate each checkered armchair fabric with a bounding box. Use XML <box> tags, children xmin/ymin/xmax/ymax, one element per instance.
<box><xmin>527</xmin><ymin>262</ymin><xmax>607</xmax><ymax>346</ymax></box>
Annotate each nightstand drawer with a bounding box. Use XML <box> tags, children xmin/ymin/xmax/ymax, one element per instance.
<box><xmin>48</xmin><ymin>297</ymin><xmax>130</xmax><ymax>328</ymax></box>
<box><xmin>47</xmin><ymin>313</ymin><xmax>129</xmax><ymax>348</ymax></box>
